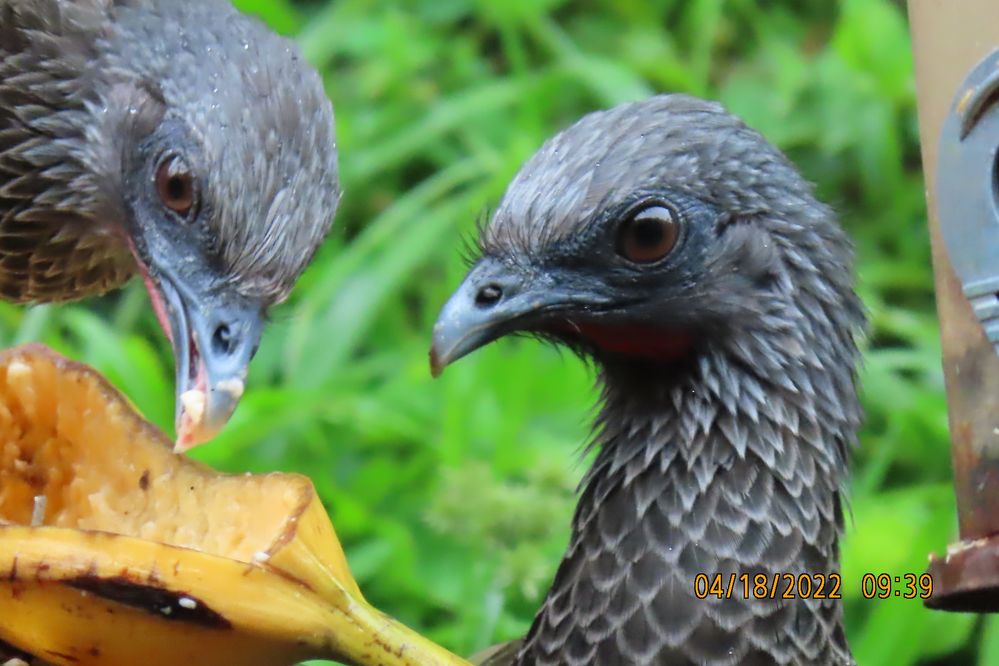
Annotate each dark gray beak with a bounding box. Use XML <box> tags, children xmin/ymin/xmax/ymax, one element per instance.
<box><xmin>127</xmin><ymin>184</ymin><xmax>268</xmax><ymax>452</ymax></box>
<box><xmin>430</xmin><ymin>257</ymin><xmax>609</xmax><ymax>376</ymax></box>
<box><xmin>151</xmin><ymin>264</ymin><xmax>264</xmax><ymax>452</ymax></box>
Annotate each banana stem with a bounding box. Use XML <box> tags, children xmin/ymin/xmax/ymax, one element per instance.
<box><xmin>328</xmin><ymin>598</ymin><xmax>471</xmax><ymax>666</ymax></box>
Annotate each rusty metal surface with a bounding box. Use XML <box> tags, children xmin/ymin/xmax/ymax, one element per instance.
<box><xmin>908</xmin><ymin>0</ymin><xmax>999</xmax><ymax>611</ymax></box>
<box><xmin>926</xmin><ymin>535</ymin><xmax>999</xmax><ymax>612</ymax></box>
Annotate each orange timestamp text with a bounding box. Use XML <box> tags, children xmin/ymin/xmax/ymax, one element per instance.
<box><xmin>693</xmin><ymin>573</ymin><xmax>934</xmax><ymax>601</ymax></box>
<box><xmin>693</xmin><ymin>573</ymin><xmax>842</xmax><ymax>600</ymax></box>
<box><xmin>860</xmin><ymin>573</ymin><xmax>932</xmax><ymax>600</ymax></box>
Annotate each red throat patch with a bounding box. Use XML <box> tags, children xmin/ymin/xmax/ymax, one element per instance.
<box><xmin>559</xmin><ymin>322</ymin><xmax>696</xmax><ymax>362</ymax></box>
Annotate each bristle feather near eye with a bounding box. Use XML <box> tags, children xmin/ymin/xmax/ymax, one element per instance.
<box><xmin>457</xmin><ymin>207</ymin><xmax>493</xmax><ymax>267</ymax></box>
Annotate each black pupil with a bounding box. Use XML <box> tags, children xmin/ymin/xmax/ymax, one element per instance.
<box><xmin>631</xmin><ymin>217</ymin><xmax>665</xmax><ymax>247</ymax></box>
<box><xmin>167</xmin><ymin>176</ymin><xmax>188</xmax><ymax>202</ymax></box>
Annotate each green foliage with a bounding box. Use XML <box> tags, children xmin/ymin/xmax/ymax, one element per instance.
<box><xmin>6</xmin><ymin>0</ymin><xmax>972</xmax><ymax>663</ymax></box>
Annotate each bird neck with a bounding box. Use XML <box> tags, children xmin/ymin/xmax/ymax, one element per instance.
<box><xmin>516</xmin><ymin>348</ymin><xmax>857</xmax><ymax>665</ymax></box>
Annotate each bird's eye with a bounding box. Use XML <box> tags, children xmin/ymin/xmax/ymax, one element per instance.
<box><xmin>155</xmin><ymin>155</ymin><xmax>196</xmax><ymax>217</ymax></box>
<box><xmin>617</xmin><ymin>204</ymin><xmax>680</xmax><ymax>264</ymax></box>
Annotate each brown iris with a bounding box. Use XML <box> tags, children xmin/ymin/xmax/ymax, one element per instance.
<box><xmin>155</xmin><ymin>155</ymin><xmax>196</xmax><ymax>217</ymax></box>
<box><xmin>617</xmin><ymin>204</ymin><xmax>680</xmax><ymax>263</ymax></box>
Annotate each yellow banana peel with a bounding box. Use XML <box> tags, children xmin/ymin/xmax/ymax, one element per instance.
<box><xmin>0</xmin><ymin>344</ymin><xmax>470</xmax><ymax>666</ymax></box>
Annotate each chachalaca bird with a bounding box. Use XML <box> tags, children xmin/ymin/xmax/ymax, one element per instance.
<box><xmin>0</xmin><ymin>0</ymin><xmax>339</xmax><ymax>450</ymax></box>
<box><xmin>431</xmin><ymin>94</ymin><xmax>863</xmax><ymax>665</ymax></box>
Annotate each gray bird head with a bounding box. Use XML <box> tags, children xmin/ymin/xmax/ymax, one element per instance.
<box><xmin>431</xmin><ymin>94</ymin><xmax>862</xmax><ymax>392</ymax></box>
<box><xmin>2</xmin><ymin>0</ymin><xmax>339</xmax><ymax>448</ymax></box>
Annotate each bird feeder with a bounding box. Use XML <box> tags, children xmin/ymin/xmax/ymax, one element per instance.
<box><xmin>909</xmin><ymin>0</ymin><xmax>999</xmax><ymax>611</ymax></box>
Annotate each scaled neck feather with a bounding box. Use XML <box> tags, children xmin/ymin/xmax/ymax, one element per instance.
<box><xmin>515</xmin><ymin>343</ymin><xmax>858</xmax><ymax>666</ymax></box>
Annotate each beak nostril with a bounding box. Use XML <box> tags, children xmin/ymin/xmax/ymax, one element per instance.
<box><xmin>475</xmin><ymin>284</ymin><xmax>503</xmax><ymax>307</ymax></box>
<box><xmin>212</xmin><ymin>323</ymin><xmax>234</xmax><ymax>356</ymax></box>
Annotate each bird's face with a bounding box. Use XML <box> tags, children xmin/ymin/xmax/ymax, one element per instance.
<box><xmin>432</xmin><ymin>95</ymin><xmax>854</xmax><ymax>377</ymax></box>
<box><xmin>432</xmin><ymin>192</ymin><xmax>716</xmax><ymax>371</ymax></box>
<box><xmin>119</xmin><ymin>113</ymin><xmax>265</xmax><ymax>450</ymax></box>
<box><xmin>89</xmin><ymin>0</ymin><xmax>340</xmax><ymax>450</ymax></box>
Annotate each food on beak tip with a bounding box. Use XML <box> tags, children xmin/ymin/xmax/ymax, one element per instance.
<box><xmin>174</xmin><ymin>388</ymin><xmax>208</xmax><ymax>454</ymax></box>
<box><xmin>216</xmin><ymin>378</ymin><xmax>245</xmax><ymax>401</ymax></box>
<box><xmin>180</xmin><ymin>389</ymin><xmax>207</xmax><ymax>429</ymax></box>
<box><xmin>173</xmin><ymin>377</ymin><xmax>247</xmax><ymax>454</ymax></box>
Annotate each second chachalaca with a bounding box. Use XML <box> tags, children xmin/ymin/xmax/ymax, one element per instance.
<box><xmin>433</xmin><ymin>94</ymin><xmax>863</xmax><ymax>666</ymax></box>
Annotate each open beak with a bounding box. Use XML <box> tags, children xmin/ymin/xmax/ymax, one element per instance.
<box><xmin>139</xmin><ymin>264</ymin><xmax>263</xmax><ymax>453</ymax></box>
<box><xmin>430</xmin><ymin>258</ymin><xmax>609</xmax><ymax>376</ymax></box>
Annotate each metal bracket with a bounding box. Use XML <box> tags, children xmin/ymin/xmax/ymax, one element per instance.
<box><xmin>926</xmin><ymin>47</ymin><xmax>999</xmax><ymax>613</ymax></box>
<box><xmin>938</xmin><ymin>48</ymin><xmax>999</xmax><ymax>352</ymax></box>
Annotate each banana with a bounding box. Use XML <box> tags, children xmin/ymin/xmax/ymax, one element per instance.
<box><xmin>0</xmin><ymin>344</ymin><xmax>470</xmax><ymax>666</ymax></box>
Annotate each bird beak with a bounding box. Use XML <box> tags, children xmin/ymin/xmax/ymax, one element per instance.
<box><xmin>140</xmin><ymin>264</ymin><xmax>263</xmax><ymax>453</ymax></box>
<box><xmin>430</xmin><ymin>258</ymin><xmax>608</xmax><ymax>376</ymax></box>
